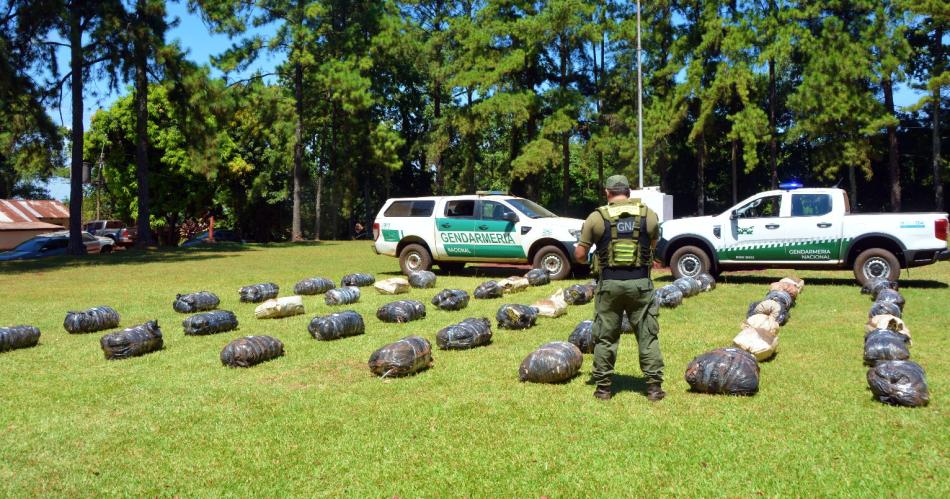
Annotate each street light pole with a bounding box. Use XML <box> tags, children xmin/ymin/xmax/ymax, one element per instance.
<box><xmin>636</xmin><ymin>0</ymin><xmax>644</xmax><ymax>189</ymax></box>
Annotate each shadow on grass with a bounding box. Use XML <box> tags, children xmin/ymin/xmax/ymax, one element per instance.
<box><xmin>611</xmin><ymin>373</ymin><xmax>651</xmax><ymax>395</ymax></box>
<box><xmin>716</xmin><ymin>274</ymin><xmax>948</xmax><ymax>289</ymax></box>
<box><xmin>380</xmin><ymin>264</ymin><xmax>594</xmax><ymax>280</ymax></box>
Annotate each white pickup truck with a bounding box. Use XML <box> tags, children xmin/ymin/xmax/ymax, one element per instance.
<box><xmin>372</xmin><ymin>193</ymin><xmax>584</xmax><ymax>279</ymax></box>
<box><xmin>656</xmin><ymin>187</ymin><xmax>949</xmax><ymax>285</ymax></box>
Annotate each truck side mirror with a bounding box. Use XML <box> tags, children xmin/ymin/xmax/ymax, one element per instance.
<box><xmin>502</xmin><ymin>212</ymin><xmax>518</xmax><ymax>223</ymax></box>
<box><xmin>730</xmin><ymin>210</ymin><xmax>739</xmax><ymax>220</ymax></box>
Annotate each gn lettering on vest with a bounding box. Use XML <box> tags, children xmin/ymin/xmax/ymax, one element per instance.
<box><xmin>616</xmin><ymin>218</ymin><xmax>636</xmax><ymax>233</ymax></box>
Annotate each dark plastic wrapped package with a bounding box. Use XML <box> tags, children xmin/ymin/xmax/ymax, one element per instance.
<box><xmin>325</xmin><ymin>286</ymin><xmax>361</xmax><ymax>305</ymax></box>
<box><xmin>765</xmin><ymin>289</ymin><xmax>794</xmax><ymax>308</ymax></box>
<box><xmin>100</xmin><ymin>320</ymin><xmax>163</xmax><ymax>360</ymax></box>
<box><xmin>564</xmin><ymin>284</ymin><xmax>595</xmax><ymax>305</ymax></box>
<box><xmin>173</xmin><ymin>291</ymin><xmax>220</xmax><ymax>313</ymax></box>
<box><xmin>869</xmin><ymin>300</ymin><xmax>902</xmax><ymax>319</ymax></box>
<box><xmin>431</xmin><ymin>289</ymin><xmax>470</xmax><ymax>311</ymax></box>
<box><xmin>875</xmin><ymin>289</ymin><xmax>905</xmax><ymax>310</ymax></box>
<box><xmin>309</xmin><ymin>310</ymin><xmax>365</xmax><ymax>340</ymax></box>
<box><xmin>341</xmin><ymin>273</ymin><xmax>375</xmax><ymax>287</ymax></box>
<box><xmin>368</xmin><ymin>335</ymin><xmax>433</xmax><ymax>377</ymax></box>
<box><xmin>673</xmin><ymin>277</ymin><xmax>701</xmax><ymax>297</ymax></box>
<box><xmin>496</xmin><ymin>304</ymin><xmax>539</xmax><ymax>330</ymax></box>
<box><xmin>436</xmin><ymin>318</ymin><xmax>493</xmax><ymax>350</ymax></box>
<box><xmin>862</xmin><ymin>277</ymin><xmax>899</xmax><ymax>297</ymax></box>
<box><xmin>655</xmin><ymin>285</ymin><xmax>683</xmax><ymax>308</ymax></box>
<box><xmin>474</xmin><ymin>280</ymin><xmax>503</xmax><ymax>299</ymax></box>
<box><xmin>64</xmin><ymin>306</ymin><xmax>121</xmax><ymax>334</ymax></box>
<box><xmin>220</xmin><ymin>335</ymin><xmax>284</xmax><ymax>368</ymax></box>
<box><xmin>864</xmin><ymin>329</ymin><xmax>911</xmax><ymax>365</ymax></box>
<box><xmin>0</xmin><ymin>325</ymin><xmax>41</xmax><ymax>352</ymax></box>
<box><xmin>568</xmin><ymin>320</ymin><xmax>594</xmax><ymax>353</ymax></box>
<box><xmin>696</xmin><ymin>273</ymin><xmax>716</xmax><ymax>292</ymax></box>
<box><xmin>867</xmin><ymin>360</ymin><xmax>929</xmax><ymax>407</ymax></box>
<box><xmin>239</xmin><ymin>283</ymin><xmax>279</xmax><ymax>303</ymax></box>
<box><xmin>408</xmin><ymin>270</ymin><xmax>437</xmax><ymax>289</ymax></box>
<box><xmin>525</xmin><ymin>268</ymin><xmax>551</xmax><ymax>286</ymax></box>
<box><xmin>746</xmin><ymin>300</ymin><xmax>789</xmax><ymax>327</ymax></box>
<box><xmin>684</xmin><ymin>347</ymin><xmax>759</xmax><ymax>396</ymax></box>
<box><xmin>294</xmin><ymin>277</ymin><xmax>335</xmax><ymax>295</ymax></box>
<box><xmin>377</xmin><ymin>300</ymin><xmax>427</xmax><ymax>323</ymax></box>
<box><xmin>519</xmin><ymin>341</ymin><xmax>583</xmax><ymax>383</ymax></box>
<box><xmin>183</xmin><ymin>310</ymin><xmax>239</xmax><ymax>336</ymax></box>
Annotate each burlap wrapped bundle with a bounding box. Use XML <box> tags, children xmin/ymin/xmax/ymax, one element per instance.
<box><xmin>564</xmin><ymin>283</ymin><xmax>595</xmax><ymax>305</ymax></box>
<box><xmin>0</xmin><ymin>325</ymin><xmax>41</xmax><ymax>352</ymax></box>
<box><xmin>340</xmin><ymin>273</ymin><xmax>375</xmax><ymax>287</ymax></box>
<box><xmin>518</xmin><ymin>341</ymin><xmax>583</xmax><ymax>383</ymax></box>
<box><xmin>325</xmin><ymin>286</ymin><xmax>361</xmax><ymax>305</ymax></box>
<box><xmin>684</xmin><ymin>347</ymin><xmax>760</xmax><ymax>395</ymax></box>
<box><xmin>746</xmin><ymin>299</ymin><xmax>788</xmax><ymax>326</ymax></box>
<box><xmin>64</xmin><ymin>306</ymin><xmax>121</xmax><ymax>334</ymax></box>
<box><xmin>100</xmin><ymin>321</ymin><xmax>163</xmax><ymax>360</ymax></box>
<box><xmin>408</xmin><ymin>270</ymin><xmax>437</xmax><ymax>289</ymax></box>
<box><xmin>532</xmin><ymin>289</ymin><xmax>568</xmax><ymax>318</ymax></box>
<box><xmin>254</xmin><ymin>296</ymin><xmax>305</xmax><ymax>319</ymax></box>
<box><xmin>183</xmin><ymin>310</ymin><xmax>239</xmax><ymax>336</ymax></box>
<box><xmin>376</xmin><ymin>300</ymin><xmax>426</xmax><ymax>323</ymax></box>
<box><xmin>733</xmin><ymin>328</ymin><xmax>778</xmax><ymax>361</ymax></box>
<box><xmin>498</xmin><ymin>276</ymin><xmax>530</xmax><ymax>294</ymax></box>
<box><xmin>220</xmin><ymin>335</ymin><xmax>284</xmax><ymax>368</ymax></box>
<box><xmin>863</xmin><ymin>329</ymin><xmax>910</xmax><ymax>365</ymax></box>
<box><xmin>173</xmin><ymin>291</ymin><xmax>220</xmax><ymax>313</ymax></box>
<box><xmin>374</xmin><ymin>277</ymin><xmax>410</xmax><ymax>295</ymax></box>
<box><xmin>866</xmin><ymin>314</ymin><xmax>911</xmax><ymax>343</ymax></box>
<box><xmin>308</xmin><ymin>311</ymin><xmax>365</xmax><ymax>340</ymax></box>
<box><xmin>436</xmin><ymin>318</ymin><xmax>492</xmax><ymax>350</ymax></box>
<box><xmin>495</xmin><ymin>304</ymin><xmax>539</xmax><ymax>330</ymax></box>
<box><xmin>769</xmin><ymin>281</ymin><xmax>800</xmax><ymax>299</ymax></box>
<box><xmin>368</xmin><ymin>335</ymin><xmax>432</xmax><ymax>377</ymax></box>
<box><xmin>742</xmin><ymin>313</ymin><xmax>780</xmax><ymax>337</ymax></box>
<box><xmin>239</xmin><ymin>283</ymin><xmax>279</xmax><ymax>303</ymax></box>
<box><xmin>474</xmin><ymin>280</ymin><xmax>503</xmax><ymax>299</ymax></box>
<box><xmin>294</xmin><ymin>277</ymin><xmax>335</xmax><ymax>295</ymax></box>
<box><xmin>568</xmin><ymin>320</ymin><xmax>594</xmax><ymax>353</ymax></box>
<box><xmin>525</xmin><ymin>268</ymin><xmax>551</xmax><ymax>286</ymax></box>
<box><xmin>431</xmin><ymin>289</ymin><xmax>470</xmax><ymax>311</ymax></box>
<box><xmin>867</xmin><ymin>360</ymin><xmax>929</xmax><ymax>407</ymax></box>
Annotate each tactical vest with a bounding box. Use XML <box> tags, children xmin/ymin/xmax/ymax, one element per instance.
<box><xmin>593</xmin><ymin>200</ymin><xmax>653</xmax><ymax>278</ymax></box>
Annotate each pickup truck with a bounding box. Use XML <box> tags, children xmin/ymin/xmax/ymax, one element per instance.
<box><xmin>83</xmin><ymin>220</ymin><xmax>136</xmax><ymax>247</ymax></box>
<box><xmin>373</xmin><ymin>193</ymin><xmax>584</xmax><ymax>279</ymax></box>
<box><xmin>655</xmin><ymin>186</ymin><xmax>949</xmax><ymax>285</ymax></box>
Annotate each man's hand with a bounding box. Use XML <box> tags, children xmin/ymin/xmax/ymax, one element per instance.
<box><xmin>574</xmin><ymin>244</ymin><xmax>589</xmax><ymax>264</ymax></box>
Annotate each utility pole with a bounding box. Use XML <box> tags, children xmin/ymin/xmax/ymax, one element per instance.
<box><xmin>636</xmin><ymin>0</ymin><xmax>644</xmax><ymax>189</ymax></box>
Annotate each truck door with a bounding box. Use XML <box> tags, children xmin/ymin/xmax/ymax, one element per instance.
<box><xmin>434</xmin><ymin>199</ymin><xmax>477</xmax><ymax>259</ymax></box>
<box><xmin>474</xmin><ymin>200</ymin><xmax>526</xmax><ymax>260</ymax></box>
<box><xmin>720</xmin><ymin>193</ymin><xmax>795</xmax><ymax>262</ymax></box>
<box><xmin>782</xmin><ymin>192</ymin><xmax>843</xmax><ymax>261</ymax></box>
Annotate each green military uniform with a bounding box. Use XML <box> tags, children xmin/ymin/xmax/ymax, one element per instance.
<box><xmin>577</xmin><ymin>176</ymin><xmax>664</xmax><ymax>394</ymax></box>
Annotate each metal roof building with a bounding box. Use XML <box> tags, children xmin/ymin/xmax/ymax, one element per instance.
<box><xmin>0</xmin><ymin>199</ymin><xmax>69</xmax><ymax>251</ymax></box>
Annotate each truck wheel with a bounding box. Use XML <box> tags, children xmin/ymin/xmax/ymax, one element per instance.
<box><xmin>100</xmin><ymin>245</ymin><xmax>113</xmax><ymax>254</ymax></box>
<box><xmin>437</xmin><ymin>261</ymin><xmax>466</xmax><ymax>273</ymax></box>
<box><xmin>533</xmin><ymin>245</ymin><xmax>571</xmax><ymax>280</ymax></box>
<box><xmin>399</xmin><ymin>244</ymin><xmax>432</xmax><ymax>275</ymax></box>
<box><xmin>853</xmin><ymin>248</ymin><xmax>900</xmax><ymax>286</ymax></box>
<box><xmin>670</xmin><ymin>245</ymin><xmax>712</xmax><ymax>279</ymax></box>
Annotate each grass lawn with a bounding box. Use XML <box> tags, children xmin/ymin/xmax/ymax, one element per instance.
<box><xmin>1</xmin><ymin>241</ymin><xmax>947</xmax><ymax>496</ymax></box>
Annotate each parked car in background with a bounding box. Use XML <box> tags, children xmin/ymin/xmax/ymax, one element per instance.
<box><xmin>83</xmin><ymin>220</ymin><xmax>137</xmax><ymax>247</ymax></box>
<box><xmin>180</xmin><ymin>229</ymin><xmax>244</xmax><ymax>247</ymax></box>
<box><xmin>0</xmin><ymin>231</ymin><xmax>113</xmax><ymax>261</ymax></box>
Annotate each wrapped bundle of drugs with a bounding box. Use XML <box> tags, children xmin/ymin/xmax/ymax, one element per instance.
<box><xmin>655</xmin><ymin>285</ymin><xmax>683</xmax><ymax>308</ymax></box>
<box><xmin>220</xmin><ymin>335</ymin><xmax>284</xmax><ymax>368</ymax></box>
<box><xmin>684</xmin><ymin>348</ymin><xmax>760</xmax><ymax>395</ymax></box>
<box><xmin>368</xmin><ymin>336</ymin><xmax>433</xmax><ymax>377</ymax></box>
<box><xmin>732</xmin><ymin>328</ymin><xmax>778</xmax><ymax>361</ymax></box>
<box><xmin>474</xmin><ymin>280</ymin><xmax>503</xmax><ymax>299</ymax></box>
<box><xmin>431</xmin><ymin>289</ymin><xmax>470</xmax><ymax>311</ymax></box>
<box><xmin>173</xmin><ymin>291</ymin><xmax>220</xmax><ymax>313</ymax></box>
<box><xmin>376</xmin><ymin>300</ymin><xmax>427</xmax><ymax>323</ymax></box>
<box><xmin>294</xmin><ymin>277</ymin><xmax>335</xmax><ymax>295</ymax></box>
<box><xmin>866</xmin><ymin>360</ymin><xmax>929</xmax><ymax>407</ymax></box>
<box><xmin>100</xmin><ymin>321</ymin><xmax>163</xmax><ymax>360</ymax></box>
<box><xmin>695</xmin><ymin>273</ymin><xmax>716</xmax><ymax>292</ymax></box>
<box><xmin>875</xmin><ymin>289</ymin><xmax>905</xmax><ymax>310</ymax></box>
<box><xmin>746</xmin><ymin>299</ymin><xmax>788</xmax><ymax>326</ymax></box>
<box><xmin>564</xmin><ymin>283</ymin><xmax>595</xmax><ymax>305</ymax></box>
<box><xmin>861</xmin><ymin>277</ymin><xmax>898</xmax><ymax>297</ymax></box>
<box><xmin>567</xmin><ymin>320</ymin><xmax>594</xmax><ymax>354</ymax></box>
<box><xmin>869</xmin><ymin>301</ymin><xmax>901</xmax><ymax>319</ymax></box>
<box><xmin>765</xmin><ymin>289</ymin><xmax>794</xmax><ymax>309</ymax></box>
<box><xmin>341</xmin><ymin>273</ymin><xmax>375</xmax><ymax>287</ymax></box>
<box><xmin>435</xmin><ymin>318</ymin><xmax>492</xmax><ymax>350</ymax></box>
<box><xmin>374</xmin><ymin>277</ymin><xmax>410</xmax><ymax>295</ymax></box>
<box><xmin>495</xmin><ymin>304</ymin><xmax>539</xmax><ymax>330</ymax></box>
<box><xmin>239</xmin><ymin>283</ymin><xmax>278</xmax><ymax>303</ymax></box>
<box><xmin>866</xmin><ymin>314</ymin><xmax>911</xmax><ymax>342</ymax></box>
<box><xmin>673</xmin><ymin>277</ymin><xmax>701</xmax><ymax>297</ymax></box>
<box><xmin>525</xmin><ymin>268</ymin><xmax>551</xmax><ymax>286</ymax></box>
<box><xmin>0</xmin><ymin>325</ymin><xmax>41</xmax><ymax>352</ymax></box>
<box><xmin>407</xmin><ymin>270</ymin><xmax>437</xmax><ymax>289</ymax></box>
<box><xmin>64</xmin><ymin>306</ymin><xmax>121</xmax><ymax>334</ymax></box>
<box><xmin>182</xmin><ymin>310</ymin><xmax>239</xmax><ymax>336</ymax></box>
<box><xmin>308</xmin><ymin>310</ymin><xmax>365</xmax><ymax>340</ymax></box>
<box><xmin>325</xmin><ymin>286</ymin><xmax>361</xmax><ymax>305</ymax></box>
<box><xmin>254</xmin><ymin>296</ymin><xmax>305</xmax><ymax>319</ymax></box>
<box><xmin>863</xmin><ymin>329</ymin><xmax>910</xmax><ymax>365</ymax></box>
<box><xmin>742</xmin><ymin>313</ymin><xmax>780</xmax><ymax>337</ymax></box>
<box><xmin>498</xmin><ymin>276</ymin><xmax>530</xmax><ymax>294</ymax></box>
<box><xmin>518</xmin><ymin>341</ymin><xmax>583</xmax><ymax>383</ymax></box>
<box><xmin>532</xmin><ymin>289</ymin><xmax>568</xmax><ymax>318</ymax></box>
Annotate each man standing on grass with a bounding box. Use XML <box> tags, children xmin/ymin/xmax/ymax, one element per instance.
<box><xmin>574</xmin><ymin>175</ymin><xmax>664</xmax><ymax>402</ymax></box>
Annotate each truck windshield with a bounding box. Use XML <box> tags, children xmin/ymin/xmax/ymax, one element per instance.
<box><xmin>507</xmin><ymin>198</ymin><xmax>557</xmax><ymax>219</ymax></box>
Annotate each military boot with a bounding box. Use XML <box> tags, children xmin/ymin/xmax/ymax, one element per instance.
<box><xmin>646</xmin><ymin>383</ymin><xmax>666</xmax><ymax>401</ymax></box>
<box><xmin>593</xmin><ymin>386</ymin><xmax>612</xmax><ymax>401</ymax></box>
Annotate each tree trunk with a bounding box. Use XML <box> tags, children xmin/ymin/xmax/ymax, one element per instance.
<box><xmin>934</xmin><ymin>25</ymin><xmax>944</xmax><ymax>211</ymax></box>
<box><xmin>848</xmin><ymin>163</ymin><xmax>857</xmax><ymax>209</ymax></box>
<box><xmin>434</xmin><ymin>78</ymin><xmax>443</xmax><ymax>195</ymax></box>
<box><xmin>560</xmin><ymin>38</ymin><xmax>570</xmax><ymax>212</ymax></box>
<box><xmin>697</xmin><ymin>131</ymin><xmax>705</xmax><ymax>216</ymax></box>
<box><xmin>314</xmin><ymin>170</ymin><xmax>322</xmax><ymax>241</ymax></box>
<box><xmin>883</xmin><ymin>77</ymin><xmax>901</xmax><ymax>211</ymax></box>
<box><xmin>769</xmin><ymin>57</ymin><xmax>778</xmax><ymax>189</ymax></box>
<box><xmin>134</xmin><ymin>4</ymin><xmax>151</xmax><ymax>247</ymax></box>
<box><xmin>291</xmin><ymin>62</ymin><xmax>305</xmax><ymax>241</ymax></box>
<box><xmin>731</xmin><ymin>137</ymin><xmax>738</xmax><ymax>205</ymax></box>
<box><xmin>67</xmin><ymin>3</ymin><xmax>84</xmax><ymax>256</ymax></box>
<box><xmin>597</xmin><ymin>151</ymin><xmax>605</xmax><ymax>203</ymax></box>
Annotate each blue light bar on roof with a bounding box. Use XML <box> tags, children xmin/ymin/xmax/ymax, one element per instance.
<box><xmin>779</xmin><ymin>180</ymin><xmax>803</xmax><ymax>190</ymax></box>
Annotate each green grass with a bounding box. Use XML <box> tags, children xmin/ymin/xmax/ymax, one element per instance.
<box><xmin>1</xmin><ymin>241</ymin><xmax>947</xmax><ymax>496</ymax></box>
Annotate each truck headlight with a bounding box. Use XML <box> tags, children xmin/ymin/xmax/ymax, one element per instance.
<box><xmin>568</xmin><ymin>229</ymin><xmax>582</xmax><ymax>240</ymax></box>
